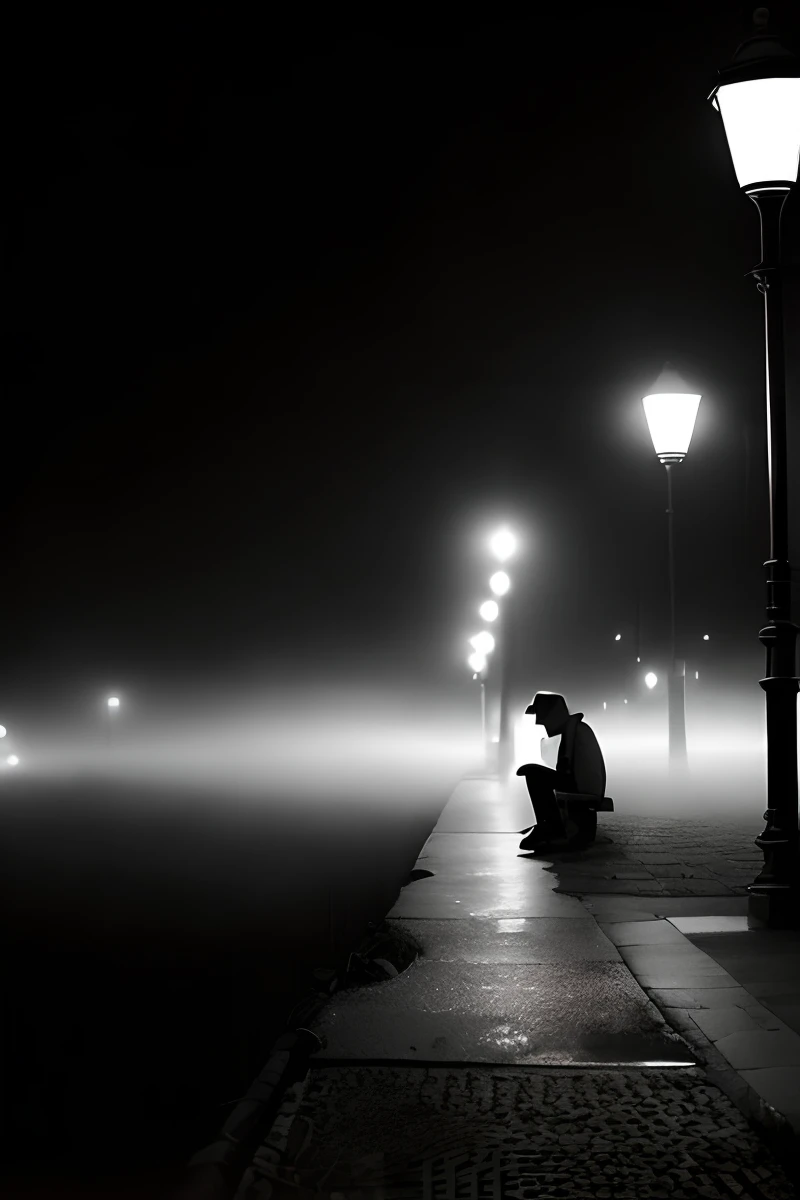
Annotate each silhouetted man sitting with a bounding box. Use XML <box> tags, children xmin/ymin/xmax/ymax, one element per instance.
<box><xmin>516</xmin><ymin>692</ymin><xmax>606</xmax><ymax>852</ymax></box>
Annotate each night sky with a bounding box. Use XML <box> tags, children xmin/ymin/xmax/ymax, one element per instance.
<box><xmin>5</xmin><ymin>2</ymin><xmax>800</xmax><ymax>723</ymax></box>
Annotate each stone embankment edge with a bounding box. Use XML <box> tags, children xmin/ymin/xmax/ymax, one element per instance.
<box><xmin>173</xmin><ymin>905</ymin><xmax>424</xmax><ymax>1199</ymax></box>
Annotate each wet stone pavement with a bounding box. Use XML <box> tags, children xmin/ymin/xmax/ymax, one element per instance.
<box><xmin>239</xmin><ymin>1065</ymin><xmax>796</xmax><ymax>1198</ymax></box>
<box><xmin>231</xmin><ymin>787</ymin><xmax>798</xmax><ymax>1200</ymax></box>
<box><xmin>545</xmin><ymin>815</ymin><xmax>762</xmax><ymax>897</ymax></box>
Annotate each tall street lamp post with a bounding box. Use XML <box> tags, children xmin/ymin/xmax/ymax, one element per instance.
<box><xmin>642</xmin><ymin>365</ymin><xmax>702</xmax><ymax>772</ymax></box>
<box><xmin>710</xmin><ymin>8</ymin><xmax>800</xmax><ymax>926</ymax></box>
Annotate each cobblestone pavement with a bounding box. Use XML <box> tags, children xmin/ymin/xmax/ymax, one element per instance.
<box><xmin>546</xmin><ymin>815</ymin><xmax>762</xmax><ymax>898</ymax></box>
<box><xmin>238</xmin><ymin>1065</ymin><xmax>797</xmax><ymax>1199</ymax></box>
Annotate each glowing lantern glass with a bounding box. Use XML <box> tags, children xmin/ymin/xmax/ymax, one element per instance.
<box><xmin>642</xmin><ymin>365</ymin><xmax>701</xmax><ymax>464</ymax></box>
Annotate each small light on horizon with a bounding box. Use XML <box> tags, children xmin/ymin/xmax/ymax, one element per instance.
<box><xmin>703</xmin><ymin>634</ymin><xmax>709</xmax><ymax>641</ymax></box>
<box><xmin>637</xmin><ymin>656</ymin><xmax>641</xmax><ymax>663</ymax></box>
<box><xmin>479</xmin><ymin>600</ymin><xmax>499</xmax><ymax>622</ymax></box>
<box><xmin>615</xmin><ymin>634</ymin><xmax>622</xmax><ymax>641</ymax></box>
<box><xmin>696</xmin><ymin>671</ymin><xmax>699</xmax><ymax>680</ymax></box>
<box><xmin>645</xmin><ymin>672</ymin><xmax>657</xmax><ymax>689</ymax></box>
<box><xmin>0</xmin><ymin>725</ymin><xmax>6</xmax><ymax>738</ymax></box>
<box><xmin>7</xmin><ymin>755</ymin><xmax>19</xmax><ymax>766</ymax></box>
<box><xmin>489</xmin><ymin>571</ymin><xmax>510</xmax><ymax>596</ymax></box>
<box><xmin>603</xmin><ymin>702</ymin><xmax>607</xmax><ymax>710</ymax></box>
<box><xmin>107</xmin><ymin>696</ymin><xmax>120</xmax><ymax>709</ymax></box>
<box><xmin>623</xmin><ymin>699</ymin><xmax>628</xmax><ymax>704</ymax></box>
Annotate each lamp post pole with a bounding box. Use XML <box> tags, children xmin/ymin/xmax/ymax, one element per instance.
<box><xmin>498</xmin><ymin>596</ymin><xmax>513</xmax><ymax>778</ymax></box>
<box><xmin>664</xmin><ymin>462</ymin><xmax>688</xmax><ymax>767</ymax></box>
<box><xmin>747</xmin><ymin>184</ymin><xmax>799</xmax><ymax>924</ymax></box>
<box><xmin>708</xmin><ymin>9</ymin><xmax>800</xmax><ymax>925</ymax></box>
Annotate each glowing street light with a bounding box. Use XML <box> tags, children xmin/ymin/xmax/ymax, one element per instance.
<box><xmin>107</xmin><ymin>696</ymin><xmax>120</xmax><ymax>709</ymax></box>
<box><xmin>489</xmin><ymin>527</ymin><xmax>517</xmax><ymax>562</ymax></box>
<box><xmin>468</xmin><ymin>650</ymin><xmax>487</xmax><ymax>673</ymax></box>
<box><xmin>643</xmin><ymin>363</ymin><xmax>701</xmax><ymax>772</ymax></box>
<box><xmin>710</xmin><ymin>9</ymin><xmax>800</xmax><ymax>925</ymax></box>
<box><xmin>489</xmin><ymin>571</ymin><xmax>510</xmax><ymax>597</ymax></box>
<box><xmin>703</xmin><ymin>634</ymin><xmax>710</xmax><ymax>641</ymax></box>
<box><xmin>645</xmin><ymin>672</ymin><xmax>658</xmax><ymax>690</ymax></box>
<box><xmin>7</xmin><ymin>755</ymin><xmax>19</xmax><ymax>767</ymax></box>
<box><xmin>470</xmin><ymin>631</ymin><xmax>495</xmax><ymax>656</ymax></box>
<box><xmin>0</xmin><ymin>726</ymin><xmax>6</xmax><ymax>738</ymax></box>
<box><xmin>614</xmin><ymin>633</ymin><xmax>622</xmax><ymax>641</ymax></box>
<box><xmin>479</xmin><ymin>599</ymin><xmax>499</xmax><ymax>622</ymax></box>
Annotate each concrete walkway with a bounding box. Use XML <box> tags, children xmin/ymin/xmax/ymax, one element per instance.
<box><xmin>234</xmin><ymin>779</ymin><xmax>799</xmax><ymax>1199</ymax></box>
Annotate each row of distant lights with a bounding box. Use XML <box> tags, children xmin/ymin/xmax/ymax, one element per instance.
<box><xmin>0</xmin><ymin>726</ymin><xmax>19</xmax><ymax>767</ymax></box>
<box><xmin>0</xmin><ymin>697</ymin><xmax>122</xmax><ymax>772</ymax></box>
<box><xmin>604</xmin><ymin>633</ymin><xmax>710</xmax><ymax>709</ymax></box>
<box><xmin>467</xmin><ymin>529</ymin><xmax>516</xmax><ymax>675</ymax></box>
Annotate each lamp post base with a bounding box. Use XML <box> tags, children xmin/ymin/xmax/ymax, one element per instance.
<box><xmin>748</xmin><ymin>885</ymin><xmax>800</xmax><ymax>929</ymax></box>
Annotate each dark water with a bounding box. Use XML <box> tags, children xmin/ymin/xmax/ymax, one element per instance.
<box><xmin>0</xmin><ymin>777</ymin><xmax>448</xmax><ymax>1197</ymax></box>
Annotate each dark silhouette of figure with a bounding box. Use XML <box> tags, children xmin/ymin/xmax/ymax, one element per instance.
<box><xmin>516</xmin><ymin>692</ymin><xmax>607</xmax><ymax>851</ymax></box>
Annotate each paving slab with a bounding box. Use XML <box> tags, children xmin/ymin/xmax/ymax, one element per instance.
<box><xmin>390</xmin><ymin>831</ymin><xmax>593</xmax><ymax>920</ymax></box>
<box><xmin>601</xmin><ymin>919</ymin><xmax>688</xmax><ymax>947</ymax></box>
<box><xmin>689</xmin><ymin>1005</ymin><xmax>779</xmax><ymax>1042</ymax></box>
<box><xmin>617</xmin><ymin>942</ymin><xmax>732</xmax><ymax>980</ymax></box>
<box><xmin>669</xmin><ymin>915</ymin><xmax>751</xmax><ymax>934</ymax></box>
<box><xmin>637</xmin><ymin>971</ymin><xmax>743</xmax><ymax>990</ymax></box>
<box><xmin>389</xmin><ymin>872</ymin><xmax>592</xmax><ymax>919</ymax></box>
<box><xmin>389</xmin><ymin>917</ymin><xmax>621</xmax><ymax>963</ymax></box>
<box><xmin>646</xmin><ymin>985</ymin><xmax>762</xmax><ymax>1010</ymax></box>
<box><xmin>713</xmin><ymin>1028</ymin><xmax>800</xmax><ymax>1070</ymax></box>
<box><xmin>432</xmin><ymin>778</ymin><xmax>532</xmax><ymax>833</ymax></box>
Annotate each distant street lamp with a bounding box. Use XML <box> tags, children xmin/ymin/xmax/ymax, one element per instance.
<box><xmin>489</xmin><ymin>570</ymin><xmax>510</xmax><ymax>596</ymax></box>
<box><xmin>470</xmin><ymin>631</ymin><xmax>496</xmax><ymax>655</ymax></box>
<box><xmin>643</xmin><ymin>363</ymin><xmax>701</xmax><ymax>771</ymax></box>
<box><xmin>479</xmin><ymin>599</ymin><xmax>499</xmax><ymax>622</ymax></box>
<box><xmin>645</xmin><ymin>672</ymin><xmax>658</xmax><ymax>690</ymax></box>
<box><xmin>710</xmin><ymin>8</ymin><xmax>800</xmax><ymax>926</ymax></box>
<box><xmin>7</xmin><ymin>755</ymin><xmax>19</xmax><ymax>767</ymax></box>
<box><xmin>489</xmin><ymin>528</ymin><xmax>517</xmax><ymax>562</ymax></box>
